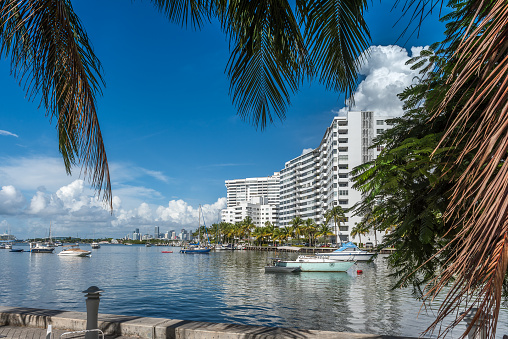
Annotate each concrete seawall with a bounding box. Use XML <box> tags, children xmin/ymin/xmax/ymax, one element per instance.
<box><xmin>0</xmin><ymin>306</ymin><xmax>415</xmax><ymax>339</ymax></box>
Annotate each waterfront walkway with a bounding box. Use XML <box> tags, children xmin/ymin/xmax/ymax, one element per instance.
<box><xmin>0</xmin><ymin>306</ymin><xmax>414</xmax><ymax>339</ymax></box>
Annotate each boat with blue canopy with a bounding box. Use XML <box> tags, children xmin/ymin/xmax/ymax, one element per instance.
<box><xmin>315</xmin><ymin>242</ymin><xmax>374</xmax><ymax>261</ymax></box>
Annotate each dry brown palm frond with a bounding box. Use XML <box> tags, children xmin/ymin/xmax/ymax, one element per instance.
<box><xmin>0</xmin><ymin>0</ymin><xmax>111</xmax><ymax>208</ymax></box>
<box><xmin>425</xmin><ymin>0</ymin><xmax>508</xmax><ymax>337</ymax></box>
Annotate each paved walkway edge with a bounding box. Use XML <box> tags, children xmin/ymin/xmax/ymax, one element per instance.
<box><xmin>0</xmin><ymin>306</ymin><xmax>414</xmax><ymax>339</ymax></box>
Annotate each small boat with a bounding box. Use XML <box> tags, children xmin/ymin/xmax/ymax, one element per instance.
<box><xmin>58</xmin><ymin>245</ymin><xmax>91</xmax><ymax>257</ymax></box>
<box><xmin>145</xmin><ymin>243</ymin><xmax>152</xmax><ymax>247</ymax></box>
<box><xmin>275</xmin><ymin>255</ymin><xmax>355</xmax><ymax>272</ymax></box>
<box><xmin>180</xmin><ymin>245</ymin><xmax>211</xmax><ymax>254</ymax></box>
<box><xmin>161</xmin><ymin>251</ymin><xmax>173</xmax><ymax>253</ymax></box>
<box><xmin>91</xmin><ymin>242</ymin><xmax>100</xmax><ymax>249</ymax></box>
<box><xmin>315</xmin><ymin>242</ymin><xmax>374</xmax><ymax>261</ymax></box>
<box><xmin>29</xmin><ymin>242</ymin><xmax>55</xmax><ymax>253</ymax></box>
<box><xmin>180</xmin><ymin>205</ymin><xmax>211</xmax><ymax>254</ymax></box>
<box><xmin>10</xmin><ymin>248</ymin><xmax>24</xmax><ymax>252</ymax></box>
<box><xmin>264</xmin><ymin>258</ymin><xmax>301</xmax><ymax>273</ymax></box>
<box><xmin>5</xmin><ymin>243</ymin><xmax>12</xmax><ymax>249</ymax></box>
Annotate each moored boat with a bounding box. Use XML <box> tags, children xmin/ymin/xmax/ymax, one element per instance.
<box><xmin>29</xmin><ymin>242</ymin><xmax>55</xmax><ymax>253</ymax></box>
<box><xmin>315</xmin><ymin>242</ymin><xmax>374</xmax><ymax>261</ymax></box>
<box><xmin>275</xmin><ymin>255</ymin><xmax>355</xmax><ymax>272</ymax></box>
<box><xmin>180</xmin><ymin>245</ymin><xmax>211</xmax><ymax>254</ymax></box>
<box><xmin>91</xmin><ymin>242</ymin><xmax>100</xmax><ymax>249</ymax></box>
<box><xmin>9</xmin><ymin>248</ymin><xmax>23</xmax><ymax>252</ymax></box>
<box><xmin>58</xmin><ymin>245</ymin><xmax>91</xmax><ymax>257</ymax></box>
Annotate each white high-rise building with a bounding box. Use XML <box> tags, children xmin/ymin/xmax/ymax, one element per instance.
<box><xmin>225</xmin><ymin>173</ymin><xmax>280</xmax><ymax>207</ymax></box>
<box><xmin>222</xmin><ymin>110</ymin><xmax>391</xmax><ymax>243</ymax></box>
<box><xmin>279</xmin><ymin>111</ymin><xmax>391</xmax><ymax>242</ymax></box>
<box><xmin>222</xmin><ymin>196</ymin><xmax>279</xmax><ymax>228</ymax></box>
<box><xmin>222</xmin><ymin>173</ymin><xmax>280</xmax><ymax>228</ymax></box>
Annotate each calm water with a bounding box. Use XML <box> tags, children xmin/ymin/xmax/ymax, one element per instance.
<box><xmin>0</xmin><ymin>244</ymin><xmax>507</xmax><ymax>338</ymax></box>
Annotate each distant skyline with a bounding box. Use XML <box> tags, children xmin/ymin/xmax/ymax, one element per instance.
<box><xmin>0</xmin><ymin>1</ymin><xmax>449</xmax><ymax>239</ymax></box>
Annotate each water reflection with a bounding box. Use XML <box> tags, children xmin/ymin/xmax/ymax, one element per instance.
<box><xmin>0</xmin><ymin>246</ymin><xmax>506</xmax><ymax>338</ymax></box>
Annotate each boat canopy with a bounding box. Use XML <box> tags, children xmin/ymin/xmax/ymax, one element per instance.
<box><xmin>333</xmin><ymin>242</ymin><xmax>359</xmax><ymax>252</ymax></box>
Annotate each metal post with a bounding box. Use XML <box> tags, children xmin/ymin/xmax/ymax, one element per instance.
<box><xmin>82</xmin><ymin>286</ymin><xmax>103</xmax><ymax>339</ymax></box>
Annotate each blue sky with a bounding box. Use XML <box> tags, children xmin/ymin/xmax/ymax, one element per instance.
<box><xmin>0</xmin><ymin>1</ymin><xmax>449</xmax><ymax>239</ymax></box>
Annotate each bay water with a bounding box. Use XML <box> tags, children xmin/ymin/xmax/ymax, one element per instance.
<box><xmin>1</xmin><ymin>244</ymin><xmax>507</xmax><ymax>337</ymax></box>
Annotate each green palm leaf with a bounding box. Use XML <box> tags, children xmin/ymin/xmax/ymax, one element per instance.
<box><xmin>0</xmin><ymin>0</ymin><xmax>111</xmax><ymax>207</ymax></box>
<box><xmin>300</xmin><ymin>0</ymin><xmax>370</xmax><ymax>99</ymax></box>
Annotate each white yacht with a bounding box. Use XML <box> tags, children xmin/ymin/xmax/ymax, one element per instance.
<box><xmin>91</xmin><ymin>242</ymin><xmax>100</xmax><ymax>249</ymax></box>
<box><xmin>58</xmin><ymin>245</ymin><xmax>91</xmax><ymax>257</ymax></box>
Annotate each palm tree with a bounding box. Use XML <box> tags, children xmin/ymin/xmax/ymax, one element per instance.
<box><xmin>264</xmin><ymin>221</ymin><xmax>277</xmax><ymax>246</ymax></box>
<box><xmin>324</xmin><ymin>206</ymin><xmax>347</xmax><ymax>245</ymax></box>
<box><xmin>289</xmin><ymin>216</ymin><xmax>304</xmax><ymax>245</ymax></box>
<box><xmin>316</xmin><ymin>224</ymin><xmax>333</xmax><ymax>246</ymax></box>
<box><xmin>242</xmin><ymin>216</ymin><xmax>255</xmax><ymax>246</ymax></box>
<box><xmin>350</xmin><ymin>222</ymin><xmax>369</xmax><ymax>247</ymax></box>
<box><xmin>304</xmin><ymin>218</ymin><xmax>317</xmax><ymax>247</ymax></box>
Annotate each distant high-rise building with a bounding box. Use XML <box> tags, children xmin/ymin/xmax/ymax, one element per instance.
<box><xmin>154</xmin><ymin>226</ymin><xmax>159</xmax><ymax>239</ymax></box>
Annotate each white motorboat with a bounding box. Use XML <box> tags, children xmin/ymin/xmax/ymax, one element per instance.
<box><xmin>316</xmin><ymin>242</ymin><xmax>374</xmax><ymax>261</ymax></box>
<box><xmin>275</xmin><ymin>255</ymin><xmax>355</xmax><ymax>272</ymax></box>
<box><xmin>91</xmin><ymin>242</ymin><xmax>100</xmax><ymax>249</ymax></box>
<box><xmin>58</xmin><ymin>245</ymin><xmax>91</xmax><ymax>257</ymax></box>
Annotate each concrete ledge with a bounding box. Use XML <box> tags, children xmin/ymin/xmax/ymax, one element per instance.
<box><xmin>0</xmin><ymin>306</ymin><xmax>415</xmax><ymax>339</ymax></box>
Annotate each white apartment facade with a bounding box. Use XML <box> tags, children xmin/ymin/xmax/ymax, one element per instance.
<box><xmin>222</xmin><ymin>173</ymin><xmax>280</xmax><ymax>228</ymax></box>
<box><xmin>221</xmin><ymin>197</ymin><xmax>279</xmax><ymax>228</ymax></box>
<box><xmin>225</xmin><ymin>173</ymin><xmax>280</xmax><ymax>207</ymax></box>
<box><xmin>222</xmin><ymin>111</ymin><xmax>392</xmax><ymax>243</ymax></box>
<box><xmin>279</xmin><ymin>110</ymin><xmax>391</xmax><ymax>243</ymax></box>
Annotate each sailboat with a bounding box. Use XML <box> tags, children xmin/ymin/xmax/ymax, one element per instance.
<box><xmin>180</xmin><ymin>205</ymin><xmax>211</xmax><ymax>254</ymax></box>
<box><xmin>29</xmin><ymin>222</ymin><xmax>55</xmax><ymax>253</ymax></box>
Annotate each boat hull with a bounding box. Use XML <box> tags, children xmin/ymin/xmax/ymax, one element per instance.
<box><xmin>30</xmin><ymin>248</ymin><xmax>54</xmax><ymax>253</ymax></box>
<box><xmin>316</xmin><ymin>252</ymin><xmax>374</xmax><ymax>261</ymax></box>
<box><xmin>278</xmin><ymin>259</ymin><xmax>354</xmax><ymax>272</ymax></box>
<box><xmin>180</xmin><ymin>248</ymin><xmax>211</xmax><ymax>253</ymax></box>
<box><xmin>264</xmin><ymin>266</ymin><xmax>301</xmax><ymax>273</ymax></box>
<box><xmin>58</xmin><ymin>251</ymin><xmax>91</xmax><ymax>257</ymax></box>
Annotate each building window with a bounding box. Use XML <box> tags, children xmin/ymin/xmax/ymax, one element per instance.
<box><xmin>339</xmin><ymin>226</ymin><xmax>349</xmax><ymax>232</ymax></box>
<box><xmin>338</xmin><ymin>200</ymin><xmax>348</xmax><ymax>205</ymax></box>
<box><xmin>377</xmin><ymin>145</ymin><xmax>385</xmax><ymax>152</ymax></box>
<box><xmin>377</xmin><ymin>129</ymin><xmax>384</xmax><ymax>134</ymax></box>
<box><xmin>339</xmin><ymin>182</ymin><xmax>348</xmax><ymax>187</ymax></box>
<box><xmin>339</xmin><ymin>190</ymin><xmax>348</xmax><ymax>195</ymax></box>
<box><xmin>338</xmin><ymin>174</ymin><xmax>348</xmax><ymax>178</ymax></box>
<box><xmin>338</xmin><ymin>155</ymin><xmax>348</xmax><ymax>161</ymax></box>
<box><xmin>376</xmin><ymin>120</ymin><xmax>384</xmax><ymax>125</ymax></box>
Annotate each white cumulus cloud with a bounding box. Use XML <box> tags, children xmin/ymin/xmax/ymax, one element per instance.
<box><xmin>337</xmin><ymin>45</ymin><xmax>427</xmax><ymax>117</ymax></box>
<box><xmin>0</xmin><ymin>185</ymin><xmax>26</xmax><ymax>214</ymax></box>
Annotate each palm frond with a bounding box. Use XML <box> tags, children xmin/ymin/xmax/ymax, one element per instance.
<box><xmin>425</xmin><ymin>0</ymin><xmax>508</xmax><ymax>336</ymax></box>
<box><xmin>0</xmin><ymin>0</ymin><xmax>111</xmax><ymax>208</ymax></box>
<box><xmin>149</xmin><ymin>0</ymin><xmax>214</xmax><ymax>29</ymax></box>
<box><xmin>222</xmin><ymin>0</ymin><xmax>310</xmax><ymax>130</ymax></box>
<box><xmin>299</xmin><ymin>0</ymin><xmax>370</xmax><ymax>102</ymax></box>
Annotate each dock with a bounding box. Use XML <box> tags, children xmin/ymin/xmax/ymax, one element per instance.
<box><xmin>0</xmin><ymin>306</ymin><xmax>415</xmax><ymax>339</ymax></box>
